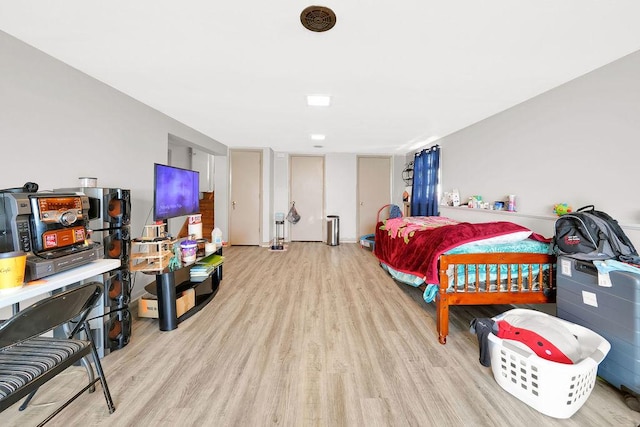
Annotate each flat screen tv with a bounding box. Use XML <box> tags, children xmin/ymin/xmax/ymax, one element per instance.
<box><xmin>153</xmin><ymin>163</ymin><xmax>200</xmax><ymax>221</ymax></box>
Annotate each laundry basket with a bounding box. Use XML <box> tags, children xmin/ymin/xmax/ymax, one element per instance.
<box><xmin>487</xmin><ymin>309</ymin><xmax>610</xmax><ymax>419</ymax></box>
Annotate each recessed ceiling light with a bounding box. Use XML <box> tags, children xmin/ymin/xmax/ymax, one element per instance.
<box><xmin>307</xmin><ymin>95</ymin><xmax>331</xmax><ymax>107</ymax></box>
<box><xmin>310</xmin><ymin>134</ymin><xmax>326</xmax><ymax>141</ymax></box>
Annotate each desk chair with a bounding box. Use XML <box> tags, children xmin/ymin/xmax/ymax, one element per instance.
<box><xmin>0</xmin><ymin>282</ymin><xmax>116</xmax><ymax>426</ymax></box>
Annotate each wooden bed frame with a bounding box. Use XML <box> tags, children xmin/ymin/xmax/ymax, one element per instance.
<box><xmin>436</xmin><ymin>252</ymin><xmax>556</xmax><ymax>344</ymax></box>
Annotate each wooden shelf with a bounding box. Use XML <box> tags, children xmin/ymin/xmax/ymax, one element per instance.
<box><xmin>439</xmin><ymin>205</ymin><xmax>557</xmax><ymax>221</ymax></box>
<box><xmin>130</xmin><ymin>239</ymin><xmax>175</xmax><ymax>272</ymax></box>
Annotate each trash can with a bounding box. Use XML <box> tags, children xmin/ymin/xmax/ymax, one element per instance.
<box><xmin>326</xmin><ymin>215</ymin><xmax>339</xmax><ymax>246</ymax></box>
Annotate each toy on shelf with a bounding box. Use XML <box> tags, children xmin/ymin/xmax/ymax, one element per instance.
<box><xmin>554</xmin><ymin>203</ymin><xmax>573</xmax><ymax>216</ymax></box>
<box><xmin>168</xmin><ymin>242</ymin><xmax>182</xmax><ymax>271</ymax></box>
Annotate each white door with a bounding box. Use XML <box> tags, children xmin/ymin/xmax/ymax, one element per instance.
<box><xmin>290</xmin><ymin>155</ymin><xmax>324</xmax><ymax>241</ymax></box>
<box><xmin>358</xmin><ymin>156</ymin><xmax>391</xmax><ymax>237</ymax></box>
<box><xmin>229</xmin><ymin>150</ymin><xmax>261</xmax><ymax>245</ymax></box>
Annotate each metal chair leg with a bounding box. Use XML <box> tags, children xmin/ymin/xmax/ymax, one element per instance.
<box><xmin>80</xmin><ymin>356</ymin><xmax>96</xmax><ymax>393</ymax></box>
<box><xmin>84</xmin><ymin>322</ymin><xmax>116</xmax><ymax>414</ymax></box>
<box><xmin>18</xmin><ymin>388</ymin><xmax>38</xmax><ymax>411</ymax></box>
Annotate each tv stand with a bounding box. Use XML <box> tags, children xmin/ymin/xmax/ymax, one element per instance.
<box><xmin>144</xmin><ymin>248</ymin><xmax>222</xmax><ymax>331</ymax></box>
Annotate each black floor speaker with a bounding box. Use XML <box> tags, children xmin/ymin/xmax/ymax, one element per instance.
<box><xmin>105</xmin><ymin>307</ymin><xmax>131</xmax><ymax>351</ymax></box>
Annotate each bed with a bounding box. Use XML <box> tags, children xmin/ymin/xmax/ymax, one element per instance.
<box><xmin>373</xmin><ymin>214</ymin><xmax>556</xmax><ymax>344</ymax></box>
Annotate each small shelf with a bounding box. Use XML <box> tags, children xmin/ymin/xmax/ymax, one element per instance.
<box><xmin>130</xmin><ymin>239</ymin><xmax>175</xmax><ymax>272</ymax></box>
<box><xmin>439</xmin><ymin>205</ymin><xmax>557</xmax><ymax>221</ymax></box>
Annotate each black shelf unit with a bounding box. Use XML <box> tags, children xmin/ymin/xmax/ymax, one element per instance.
<box><xmin>176</xmin><ymin>274</ymin><xmax>219</xmax><ymax>324</ymax></box>
<box><xmin>144</xmin><ymin>248</ymin><xmax>222</xmax><ymax>331</ymax></box>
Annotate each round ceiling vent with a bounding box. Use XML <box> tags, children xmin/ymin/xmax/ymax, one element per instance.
<box><xmin>300</xmin><ymin>6</ymin><xmax>337</xmax><ymax>32</ymax></box>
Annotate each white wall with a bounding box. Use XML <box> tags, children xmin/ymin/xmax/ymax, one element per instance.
<box><xmin>0</xmin><ymin>31</ymin><xmax>228</xmax><ymax>299</ymax></box>
<box><xmin>410</xmin><ymin>49</ymin><xmax>640</xmax><ymax>248</ymax></box>
<box><xmin>268</xmin><ymin>152</ymin><xmax>405</xmax><ymax>244</ymax></box>
<box><xmin>214</xmin><ymin>153</ymin><xmax>229</xmax><ymax>238</ymax></box>
<box><xmin>273</xmin><ymin>152</ymin><xmax>290</xmax><ymax>240</ymax></box>
<box><xmin>325</xmin><ymin>154</ymin><xmax>357</xmax><ymax>242</ymax></box>
<box><xmin>262</xmin><ymin>148</ymin><xmax>274</xmax><ymax>245</ymax></box>
<box><xmin>165</xmin><ymin>144</ymin><xmax>192</xmax><ymax>237</ymax></box>
<box><xmin>392</xmin><ymin>155</ymin><xmax>408</xmax><ymax>208</ymax></box>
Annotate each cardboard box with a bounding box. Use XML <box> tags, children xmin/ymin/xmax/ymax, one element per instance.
<box><xmin>137</xmin><ymin>293</ymin><xmax>159</xmax><ymax>319</ymax></box>
<box><xmin>138</xmin><ymin>288</ymin><xmax>196</xmax><ymax>319</ymax></box>
<box><xmin>175</xmin><ymin>288</ymin><xmax>196</xmax><ymax>317</ymax></box>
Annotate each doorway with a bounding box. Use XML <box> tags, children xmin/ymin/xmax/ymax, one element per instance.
<box><xmin>289</xmin><ymin>155</ymin><xmax>324</xmax><ymax>241</ymax></box>
<box><xmin>357</xmin><ymin>156</ymin><xmax>391</xmax><ymax>238</ymax></box>
<box><xmin>229</xmin><ymin>150</ymin><xmax>262</xmax><ymax>245</ymax></box>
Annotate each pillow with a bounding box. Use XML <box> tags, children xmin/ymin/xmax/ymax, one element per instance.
<box><xmin>496</xmin><ymin>312</ymin><xmax>581</xmax><ymax>364</ymax></box>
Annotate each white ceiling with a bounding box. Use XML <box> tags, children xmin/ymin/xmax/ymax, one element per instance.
<box><xmin>2</xmin><ymin>1</ymin><xmax>640</xmax><ymax>154</ymax></box>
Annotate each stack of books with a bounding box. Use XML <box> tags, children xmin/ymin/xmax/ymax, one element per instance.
<box><xmin>189</xmin><ymin>253</ymin><xmax>224</xmax><ymax>282</ymax></box>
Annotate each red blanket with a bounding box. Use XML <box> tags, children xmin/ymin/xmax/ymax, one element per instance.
<box><xmin>373</xmin><ymin>217</ymin><xmax>538</xmax><ymax>284</ymax></box>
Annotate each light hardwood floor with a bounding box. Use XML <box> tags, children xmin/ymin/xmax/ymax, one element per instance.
<box><xmin>3</xmin><ymin>243</ymin><xmax>639</xmax><ymax>426</ymax></box>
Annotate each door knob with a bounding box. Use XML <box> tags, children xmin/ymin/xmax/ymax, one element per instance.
<box><xmin>232</xmin><ymin>201</ymin><xmax>236</xmax><ymax>209</ymax></box>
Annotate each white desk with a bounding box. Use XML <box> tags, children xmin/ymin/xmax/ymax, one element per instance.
<box><xmin>0</xmin><ymin>259</ymin><xmax>121</xmax><ymax>311</ymax></box>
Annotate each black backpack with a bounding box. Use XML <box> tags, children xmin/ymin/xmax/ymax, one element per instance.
<box><xmin>552</xmin><ymin>205</ymin><xmax>640</xmax><ymax>263</ymax></box>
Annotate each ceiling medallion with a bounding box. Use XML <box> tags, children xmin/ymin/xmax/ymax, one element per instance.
<box><xmin>300</xmin><ymin>6</ymin><xmax>337</xmax><ymax>32</ymax></box>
